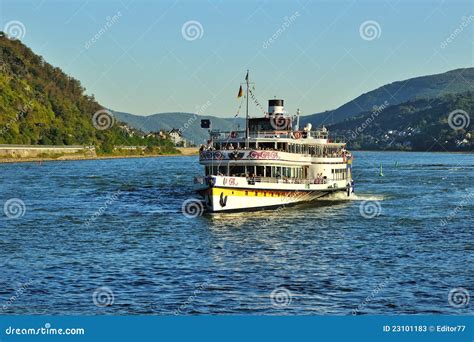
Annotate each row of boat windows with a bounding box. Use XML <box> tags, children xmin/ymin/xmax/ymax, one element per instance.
<box><xmin>332</xmin><ymin>168</ymin><xmax>347</xmax><ymax>180</ymax></box>
<box><xmin>206</xmin><ymin>165</ymin><xmax>303</xmax><ymax>178</ymax></box>
<box><xmin>205</xmin><ymin>165</ymin><xmax>348</xmax><ymax>180</ymax></box>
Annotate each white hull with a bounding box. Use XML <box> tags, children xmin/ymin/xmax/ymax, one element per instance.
<box><xmin>196</xmin><ymin>176</ymin><xmax>350</xmax><ymax>212</ymax></box>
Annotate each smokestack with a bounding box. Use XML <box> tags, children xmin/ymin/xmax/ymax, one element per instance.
<box><xmin>268</xmin><ymin>99</ymin><xmax>284</xmax><ymax>116</ymax></box>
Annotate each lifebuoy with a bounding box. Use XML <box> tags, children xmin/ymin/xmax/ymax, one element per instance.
<box><xmin>294</xmin><ymin>131</ymin><xmax>302</xmax><ymax>139</ymax></box>
<box><xmin>230</xmin><ymin>131</ymin><xmax>237</xmax><ymax>138</ymax></box>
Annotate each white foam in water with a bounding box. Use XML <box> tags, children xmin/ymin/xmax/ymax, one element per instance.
<box><xmin>317</xmin><ymin>192</ymin><xmax>384</xmax><ymax>201</ymax></box>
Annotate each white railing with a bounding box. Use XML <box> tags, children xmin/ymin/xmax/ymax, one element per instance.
<box><xmin>209</xmin><ymin>130</ymin><xmax>344</xmax><ymax>142</ymax></box>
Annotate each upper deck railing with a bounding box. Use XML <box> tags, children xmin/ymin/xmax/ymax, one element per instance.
<box><xmin>209</xmin><ymin>130</ymin><xmax>346</xmax><ymax>143</ymax></box>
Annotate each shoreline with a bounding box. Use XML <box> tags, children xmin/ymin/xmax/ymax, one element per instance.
<box><xmin>0</xmin><ymin>153</ymin><xmax>184</xmax><ymax>164</ymax></box>
<box><xmin>0</xmin><ymin>147</ymin><xmax>198</xmax><ymax>164</ymax></box>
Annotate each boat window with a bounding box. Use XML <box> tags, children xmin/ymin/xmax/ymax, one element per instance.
<box><xmin>265</xmin><ymin>166</ymin><xmax>271</xmax><ymax>177</ymax></box>
<box><xmin>229</xmin><ymin>165</ymin><xmax>245</xmax><ymax>176</ymax></box>
<box><xmin>259</xmin><ymin>142</ymin><xmax>274</xmax><ymax>150</ymax></box>
<box><xmin>275</xmin><ymin>166</ymin><xmax>282</xmax><ymax>178</ymax></box>
<box><xmin>256</xmin><ymin>166</ymin><xmax>265</xmax><ymax>177</ymax></box>
<box><xmin>245</xmin><ymin>165</ymin><xmax>256</xmax><ymax>176</ymax></box>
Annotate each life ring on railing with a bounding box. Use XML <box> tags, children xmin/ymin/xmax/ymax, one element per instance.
<box><xmin>230</xmin><ymin>131</ymin><xmax>238</xmax><ymax>138</ymax></box>
<box><xmin>294</xmin><ymin>131</ymin><xmax>302</xmax><ymax>139</ymax></box>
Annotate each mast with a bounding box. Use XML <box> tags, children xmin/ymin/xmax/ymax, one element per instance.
<box><xmin>245</xmin><ymin>70</ymin><xmax>249</xmax><ymax>149</ymax></box>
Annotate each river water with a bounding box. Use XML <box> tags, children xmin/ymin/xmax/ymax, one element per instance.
<box><xmin>0</xmin><ymin>151</ymin><xmax>472</xmax><ymax>315</ymax></box>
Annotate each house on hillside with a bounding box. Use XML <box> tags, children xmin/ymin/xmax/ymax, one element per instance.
<box><xmin>169</xmin><ymin>128</ymin><xmax>187</xmax><ymax>147</ymax></box>
<box><xmin>145</xmin><ymin>130</ymin><xmax>167</xmax><ymax>139</ymax></box>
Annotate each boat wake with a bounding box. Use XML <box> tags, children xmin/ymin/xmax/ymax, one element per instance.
<box><xmin>318</xmin><ymin>192</ymin><xmax>385</xmax><ymax>202</ymax></box>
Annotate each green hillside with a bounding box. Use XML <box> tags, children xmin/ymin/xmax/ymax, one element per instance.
<box><xmin>328</xmin><ymin>91</ymin><xmax>473</xmax><ymax>151</ymax></box>
<box><xmin>0</xmin><ymin>33</ymin><xmax>177</xmax><ymax>154</ymax></box>
<box><xmin>301</xmin><ymin>68</ymin><xmax>474</xmax><ymax>127</ymax></box>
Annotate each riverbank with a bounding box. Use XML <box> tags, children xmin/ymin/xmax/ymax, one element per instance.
<box><xmin>0</xmin><ymin>147</ymin><xmax>198</xmax><ymax>164</ymax></box>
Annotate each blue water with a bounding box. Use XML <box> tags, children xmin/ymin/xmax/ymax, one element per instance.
<box><xmin>0</xmin><ymin>152</ymin><xmax>472</xmax><ymax>315</ymax></box>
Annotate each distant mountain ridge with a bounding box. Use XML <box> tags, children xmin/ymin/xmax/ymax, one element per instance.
<box><xmin>328</xmin><ymin>91</ymin><xmax>473</xmax><ymax>151</ymax></box>
<box><xmin>114</xmin><ymin>111</ymin><xmax>245</xmax><ymax>144</ymax></box>
<box><xmin>115</xmin><ymin>68</ymin><xmax>474</xmax><ymax>146</ymax></box>
<box><xmin>300</xmin><ymin>68</ymin><xmax>474</xmax><ymax>127</ymax></box>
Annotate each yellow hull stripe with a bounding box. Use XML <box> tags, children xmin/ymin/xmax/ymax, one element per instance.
<box><xmin>210</xmin><ymin>187</ymin><xmax>312</xmax><ymax>198</ymax></box>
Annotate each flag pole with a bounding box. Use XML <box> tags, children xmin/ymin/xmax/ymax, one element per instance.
<box><xmin>245</xmin><ymin>70</ymin><xmax>249</xmax><ymax>149</ymax></box>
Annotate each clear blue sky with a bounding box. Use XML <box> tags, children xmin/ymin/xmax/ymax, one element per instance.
<box><xmin>1</xmin><ymin>0</ymin><xmax>473</xmax><ymax>117</ymax></box>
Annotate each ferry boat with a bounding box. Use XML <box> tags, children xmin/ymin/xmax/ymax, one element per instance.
<box><xmin>195</xmin><ymin>72</ymin><xmax>353</xmax><ymax>213</ymax></box>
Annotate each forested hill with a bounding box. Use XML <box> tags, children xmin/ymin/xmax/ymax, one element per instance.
<box><xmin>328</xmin><ymin>91</ymin><xmax>473</xmax><ymax>151</ymax></box>
<box><xmin>301</xmin><ymin>68</ymin><xmax>474</xmax><ymax>127</ymax></box>
<box><xmin>0</xmin><ymin>33</ymin><xmax>175</xmax><ymax>153</ymax></box>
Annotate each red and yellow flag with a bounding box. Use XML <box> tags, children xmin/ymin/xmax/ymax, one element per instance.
<box><xmin>237</xmin><ymin>85</ymin><xmax>243</xmax><ymax>98</ymax></box>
